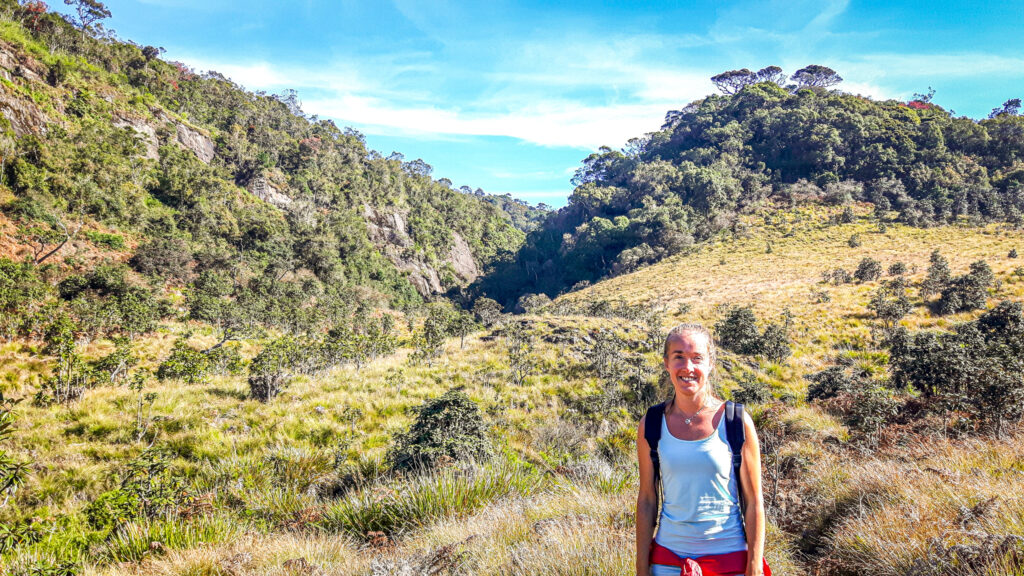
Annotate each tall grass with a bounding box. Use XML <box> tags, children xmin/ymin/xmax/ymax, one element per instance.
<box><xmin>319</xmin><ymin>462</ymin><xmax>547</xmax><ymax>540</ymax></box>
<box><xmin>102</xmin><ymin>515</ymin><xmax>244</xmax><ymax>563</ymax></box>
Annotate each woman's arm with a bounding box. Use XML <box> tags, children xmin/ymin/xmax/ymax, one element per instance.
<box><xmin>636</xmin><ymin>415</ymin><xmax>658</xmax><ymax>576</ymax></box>
<box><xmin>739</xmin><ymin>412</ymin><xmax>765</xmax><ymax>576</ymax></box>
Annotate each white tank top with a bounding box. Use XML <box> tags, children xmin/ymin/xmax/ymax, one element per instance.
<box><xmin>653</xmin><ymin>413</ymin><xmax>748</xmax><ymax>557</ymax></box>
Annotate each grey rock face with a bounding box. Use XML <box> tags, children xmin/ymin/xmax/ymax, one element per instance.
<box><xmin>175</xmin><ymin>123</ymin><xmax>216</xmax><ymax>164</ymax></box>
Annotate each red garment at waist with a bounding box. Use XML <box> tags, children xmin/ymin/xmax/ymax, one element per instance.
<box><xmin>650</xmin><ymin>541</ymin><xmax>772</xmax><ymax>576</ymax></box>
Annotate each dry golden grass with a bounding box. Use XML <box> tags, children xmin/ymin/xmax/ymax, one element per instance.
<box><xmin>6</xmin><ymin>206</ymin><xmax>1024</xmax><ymax>575</ymax></box>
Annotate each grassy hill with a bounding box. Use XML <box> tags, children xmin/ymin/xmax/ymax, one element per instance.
<box><xmin>4</xmin><ymin>204</ymin><xmax>1023</xmax><ymax>575</ymax></box>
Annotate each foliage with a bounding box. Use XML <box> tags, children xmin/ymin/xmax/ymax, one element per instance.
<box><xmin>715</xmin><ymin>306</ymin><xmax>762</xmax><ymax>355</ymax></box>
<box><xmin>0</xmin><ymin>258</ymin><xmax>49</xmax><ymax>340</ymax></box>
<box><xmin>478</xmin><ymin>69</ymin><xmax>1024</xmax><ymax>305</ymax></box>
<box><xmin>935</xmin><ymin>260</ymin><xmax>993</xmax><ymax>315</ymax></box>
<box><xmin>919</xmin><ymin>249</ymin><xmax>951</xmax><ymax>299</ymax></box>
<box><xmin>0</xmin><ymin>398</ymin><xmax>30</xmax><ymax>508</ymax></box>
<box><xmin>715</xmin><ymin>306</ymin><xmax>791</xmax><ymax>361</ymax></box>
<box><xmin>868</xmin><ymin>277</ymin><xmax>913</xmax><ymax>332</ymax></box>
<box><xmin>247</xmin><ymin>336</ymin><xmax>301</xmax><ymax>402</ymax></box>
<box><xmin>84</xmin><ymin>446</ymin><xmax>188</xmax><ymax>530</ymax></box>
<box><xmin>471</xmin><ymin>296</ymin><xmax>504</xmax><ymax>327</ymax></box>
<box><xmin>503</xmin><ymin>321</ymin><xmax>533</xmax><ymax>387</ymax></box>
<box><xmin>889</xmin><ymin>300</ymin><xmax>1024</xmax><ymax>434</ymax></box>
<box><xmin>853</xmin><ymin>257</ymin><xmax>882</xmax><ymax>282</ymax></box>
<box><xmin>731</xmin><ymin>375</ymin><xmax>773</xmax><ymax>405</ymax></box>
<box><xmin>156</xmin><ymin>338</ymin><xmax>211</xmax><ymax>385</ymax></box>
<box><xmin>389</xmin><ymin>388</ymin><xmax>492</xmax><ymax>471</ymax></box>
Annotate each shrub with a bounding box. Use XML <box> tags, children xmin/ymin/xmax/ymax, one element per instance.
<box><xmin>1010</xmin><ymin>249</ymin><xmax>1018</xmax><ymax>259</ymax></box>
<box><xmin>868</xmin><ymin>278</ymin><xmax>912</xmax><ymax>331</ymax></box>
<box><xmin>83</xmin><ymin>230</ymin><xmax>125</xmax><ymax>250</ymax></box>
<box><xmin>887</xmin><ymin>261</ymin><xmax>907</xmax><ymax>276</ymax></box>
<box><xmin>716</xmin><ymin>307</ymin><xmax>791</xmax><ymax>361</ymax></box>
<box><xmin>715</xmin><ymin>306</ymin><xmax>762</xmax><ymax>355</ymax></box>
<box><xmin>936</xmin><ymin>260</ymin><xmax>993</xmax><ymax>315</ymax></box>
<box><xmin>889</xmin><ymin>301</ymin><xmax>1024</xmax><ymax>434</ymax></box>
<box><xmin>853</xmin><ymin>257</ymin><xmax>882</xmax><ymax>282</ymax></box>
<box><xmin>85</xmin><ymin>447</ymin><xmax>188</xmax><ymax>530</ymax></box>
<box><xmin>248</xmin><ymin>337</ymin><xmax>301</xmax><ymax>402</ymax></box>
<box><xmin>847</xmin><ymin>233</ymin><xmax>861</xmax><ymax>248</ymax></box>
<box><xmin>919</xmin><ymin>249</ymin><xmax>951</xmax><ymax>299</ymax></box>
<box><xmin>130</xmin><ymin>237</ymin><xmax>191</xmax><ymax>280</ymax></box>
<box><xmin>828</xmin><ymin>268</ymin><xmax>852</xmax><ymax>285</ymax></box>
<box><xmin>0</xmin><ymin>399</ymin><xmax>30</xmax><ymax>510</ymax></box>
<box><xmin>759</xmin><ymin>323</ymin><xmax>792</xmax><ymax>363</ymax></box>
<box><xmin>732</xmin><ymin>375</ymin><xmax>773</xmax><ymax>405</ymax></box>
<box><xmin>806</xmin><ymin>366</ymin><xmax>859</xmax><ymax>402</ymax></box>
<box><xmin>156</xmin><ymin>338</ymin><xmax>211</xmax><ymax>385</ymax></box>
<box><xmin>389</xmin><ymin>388</ymin><xmax>492</xmax><ymax>471</ymax></box>
<box><xmin>516</xmin><ymin>292</ymin><xmax>552</xmax><ymax>314</ymax></box>
<box><xmin>472</xmin><ymin>297</ymin><xmax>503</xmax><ymax>327</ymax></box>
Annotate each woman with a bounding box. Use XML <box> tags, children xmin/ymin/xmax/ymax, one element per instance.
<box><xmin>636</xmin><ymin>323</ymin><xmax>768</xmax><ymax>576</ymax></box>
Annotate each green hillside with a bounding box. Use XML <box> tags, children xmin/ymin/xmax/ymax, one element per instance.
<box><xmin>1</xmin><ymin>4</ymin><xmax>1024</xmax><ymax>576</ymax></box>
<box><xmin>479</xmin><ymin>72</ymin><xmax>1024</xmax><ymax>305</ymax></box>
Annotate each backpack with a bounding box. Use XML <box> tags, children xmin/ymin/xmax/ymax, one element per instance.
<box><xmin>643</xmin><ymin>400</ymin><xmax>747</xmax><ymax>531</ymax></box>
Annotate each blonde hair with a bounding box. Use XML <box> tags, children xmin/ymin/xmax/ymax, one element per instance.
<box><xmin>662</xmin><ymin>323</ymin><xmax>720</xmax><ymax>402</ymax></box>
<box><xmin>662</xmin><ymin>323</ymin><xmax>717</xmax><ymax>368</ymax></box>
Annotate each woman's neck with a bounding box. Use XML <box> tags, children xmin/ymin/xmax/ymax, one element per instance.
<box><xmin>671</xmin><ymin>391</ymin><xmax>712</xmax><ymax>414</ymax></box>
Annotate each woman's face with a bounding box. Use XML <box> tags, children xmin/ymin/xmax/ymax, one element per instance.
<box><xmin>663</xmin><ymin>332</ymin><xmax>713</xmax><ymax>398</ymax></box>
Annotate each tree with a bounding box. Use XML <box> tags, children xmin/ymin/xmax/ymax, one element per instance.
<box><xmin>989</xmin><ymin>98</ymin><xmax>1022</xmax><ymax>119</ymax></box>
<box><xmin>63</xmin><ymin>0</ymin><xmax>110</xmax><ymax>35</ymax></box>
<box><xmin>711</xmin><ymin>68</ymin><xmax>757</xmax><ymax>95</ymax></box>
<box><xmin>790</xmin><ymin>65</ymin><xmax>843</xmax><ymax>89</ymax></box>
<box><xmin>936</xmin><ymin>260</ymin><xmax>993</xmax><ymax>315</ymax></box>
<box><xmin>755</xmin><ymin>66</ymin><xmax>786</xmax><ymax>86</ymax></box>
<box><xmin>715</xmin><ymin>306</ymin><xmax>761</xmax><ymax>355</ymax></box>
<box><xmin>919</xmin><ymin>250</ymin><xmax>951</xmax><ymax>299</ymax></box>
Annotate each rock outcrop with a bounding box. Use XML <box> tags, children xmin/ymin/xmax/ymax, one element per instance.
<box><xmin>113</xmin><ymin>117</ymin><xmax>160</xmax><ymax>160</ymax></box>
<box><xmin>247</xmin><ymin>172</ymin><xmax>292</xmax><ymax>208</ymax></box>
<box><xmin>449</xmin><ymin>232</ymin><xmax>480</xmax><ymax>282</ymax></box>
<box><xmin>363</xmin><ymin>205</ymin><xmax>485</xmax><ymax>296</ymax></box>
<box><xmin>0</xmin><ymin>87</ymin><xmax>48</xmax><ymax>136</ymax></box>
<box><xmin>175</xmin><ymin>123</ymin><xmax>215</xmax><ymax>164</ymax></box>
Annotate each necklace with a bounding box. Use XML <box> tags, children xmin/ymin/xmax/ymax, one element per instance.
<box><xmin>674</xmin><ymin>399</ymin><xmax>714</xmax><ymax>425</ymax></box>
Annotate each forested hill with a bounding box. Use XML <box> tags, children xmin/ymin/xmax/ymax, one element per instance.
<box><xmin>0</xmin><ymin>0</ymin><xmax>536</xmax><ymax>338</ymax></box>
<box><xmin>478</xmin><ymin>70</ymin><xmax>1024</xmax><ymax>306</ymax></box>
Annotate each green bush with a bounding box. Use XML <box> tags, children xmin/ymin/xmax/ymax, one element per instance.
<box><xmin>888</xmin><ymin>261</ymin><xmax>907</xmax><ymax>276</ymax></box>
<box><xmin>389</xmin><ymin>388</ymin><xmax>492</xmax><ymax>471</ymax></box>
<box><xmin>156</xmin><ymin>338</ymin><xmax>211</xmax><ymax>384</ymax></box>
<box><xmin>84</xmin><ymin>447</ymin><xmax>188</xmax><ymax>531</ymax></box>
<box><xmin>715</xmin><ymin>306</ymin><xmax>762</xmax><ymax>355</ymax></box>
<box><xmin>919</xmin><ymin>249</ymin><xmax>951</xmax><ymax>299</ymax></box>
<box><xmin>716</xmin><ymin>306</ymin><xmax>791</xmax><ymax>361</ymax></box>
<box><xmin>248</xmin><ymin>336</ymin><xmax>300</xmax><ymax>402</ymax></box>
<box><xmin>83</xmin><ymin>230</ymin><xmax>125</xmax><ymax>250</ymax></box>
<box><xmin>806</xmin><ymin>366</ymin><xmax>859</xmax><ymax>402</ymax></box>
<box><xmin>854</xmin><ymin>257</ymin><xmax>882</xmax><ymax>282</ymax></box>
<box><xmin>732</xmin><ymin>375</ymin><xmax>773</xmax><ymax>405</ymax></box>
<box><xmin>889</xmin><ymin>301</ymin><xmax>1024</xmax><ymax>433</ymax></box>
<box><xmin>936</xmin><ymin>260</ymin><xmax>993</xmax><ymax>315</ymax></box>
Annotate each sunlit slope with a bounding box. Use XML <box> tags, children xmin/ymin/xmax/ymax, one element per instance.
<box><xmin>561</xmin><ymin>204</ymin><xmax>1024</xmax><ymax>368</ymax></box>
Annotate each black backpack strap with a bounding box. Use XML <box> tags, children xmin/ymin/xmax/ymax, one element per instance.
<box><xmin>725</xmin><ymin>401</ymin><xmax>747</xmax><ymax>529</ymax></box>
<box><xmin>643</xmin><ymin>402</ymin><xmax>666</xmax><ymax>528</ymax></box>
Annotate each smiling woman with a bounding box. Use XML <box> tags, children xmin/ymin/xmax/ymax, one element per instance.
<box><xmin>636</xmin><ymin>324</ymin><xmax>770</xmax><ymax>576</ymax></box>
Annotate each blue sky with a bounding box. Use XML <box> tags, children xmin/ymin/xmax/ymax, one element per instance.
<box><xmin>62</xmin><ymin>0</ymin><xmax>1024</xmax><ymax>207</ymax></box>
